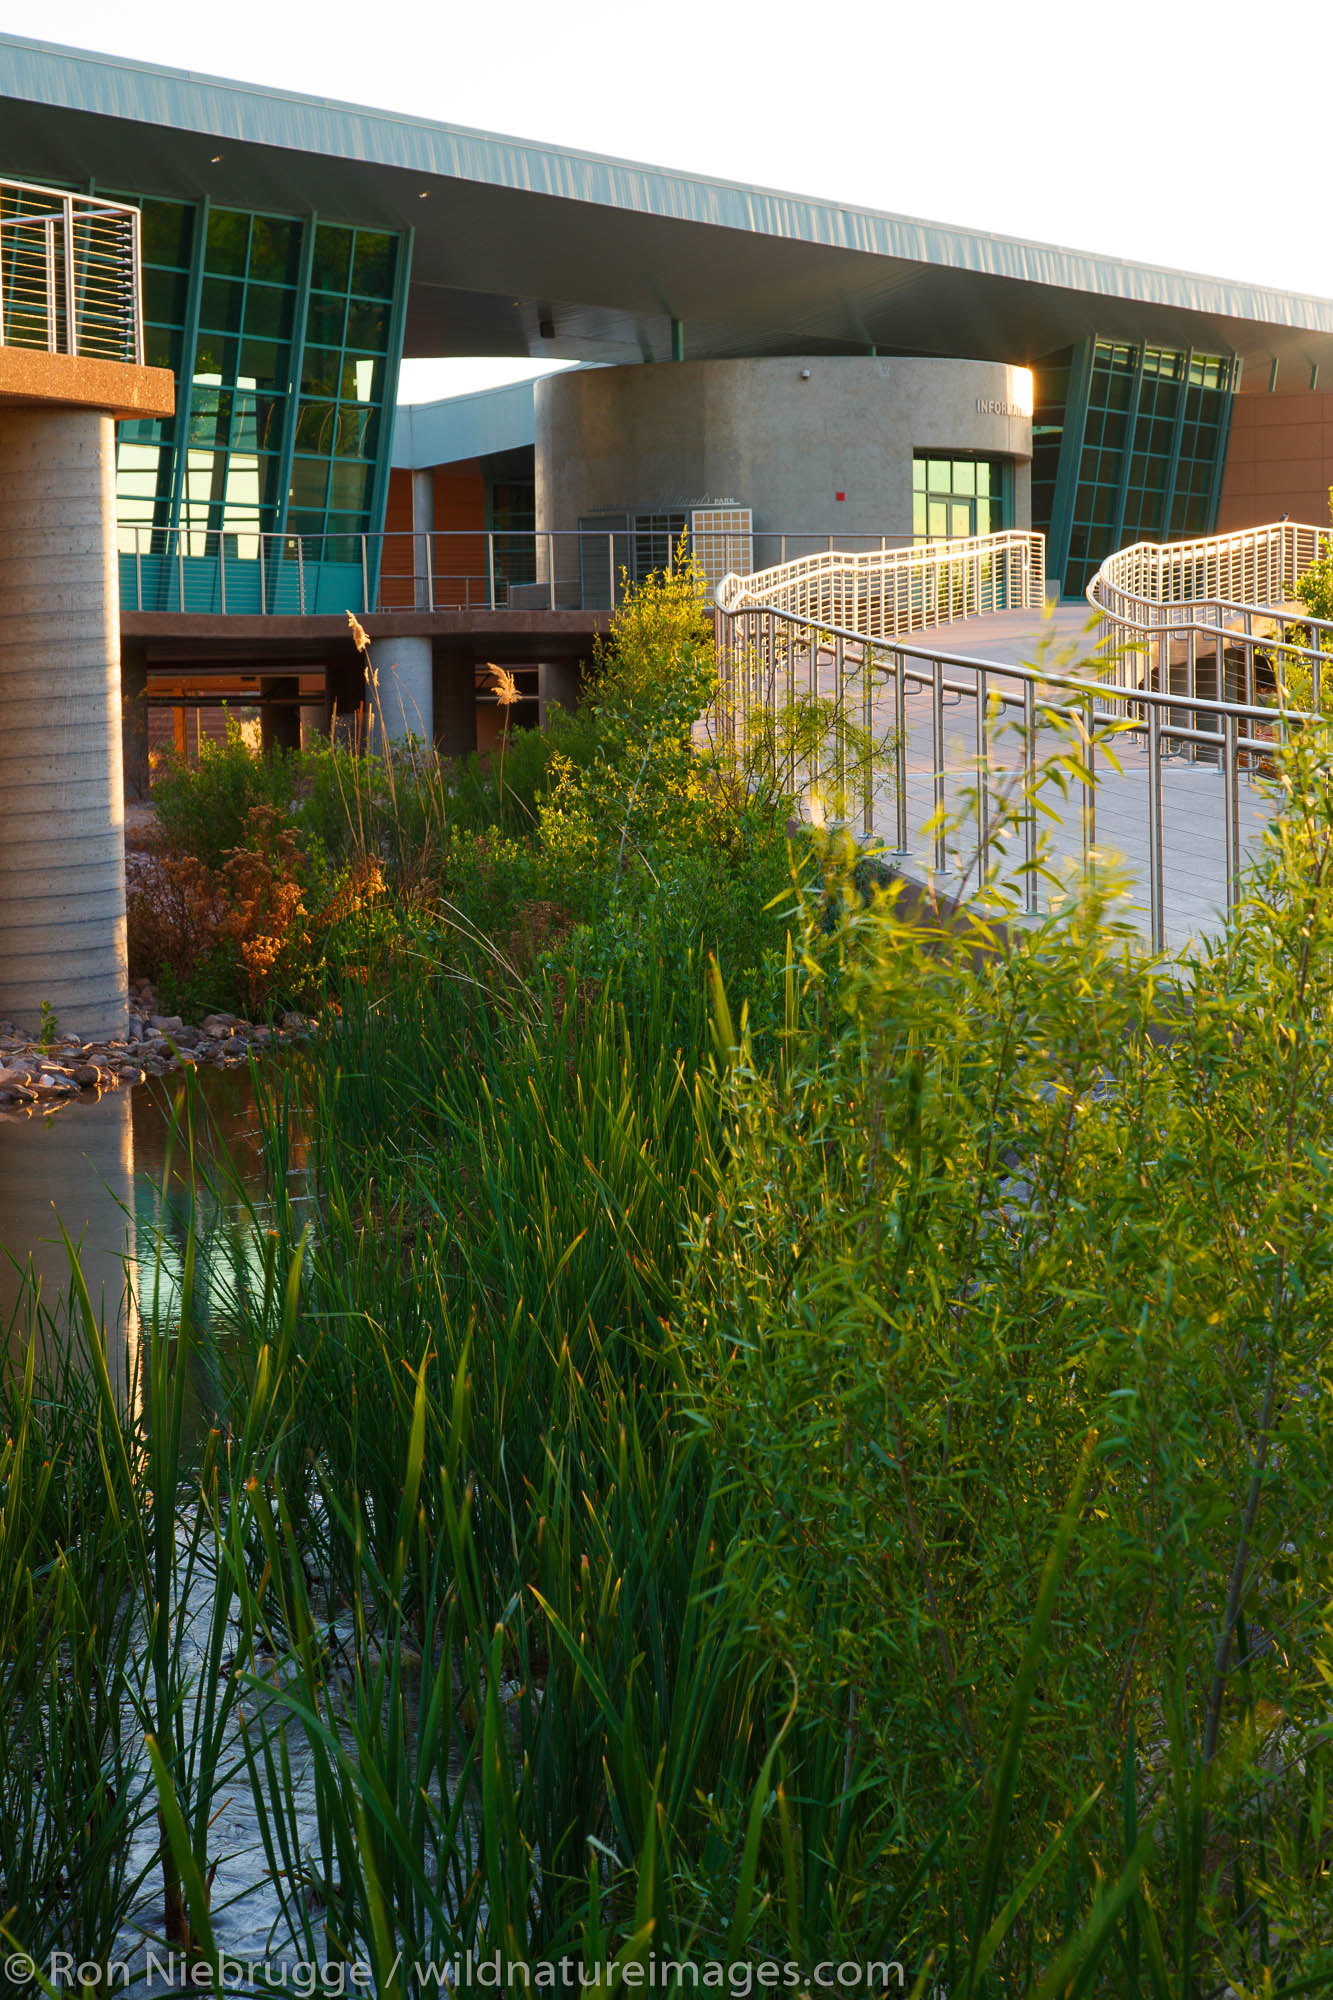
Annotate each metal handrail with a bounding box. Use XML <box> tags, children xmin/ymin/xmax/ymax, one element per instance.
<box><xmin>714</xmin><ymin>568</ymin><xmax>1316</xmax><ymax>951</ymax></box>
<box><xmin>116</xmin><ymin>525</ymin><xmax>969</xmax><ymax>617</ymax></box>
<box><xmin>717</xmin><ymin>529</ymin><xmax>1046</xmax><ymax>632</ymax></box>
<box><xmin>0</xmin><ymin>177</ymin><xmax>143</xmax><ymax>364</ymax></box>
<box><xmin>1087</xmin><ymin>520</ymin><xmax>1333</xmax><ymax>703</ymax></box>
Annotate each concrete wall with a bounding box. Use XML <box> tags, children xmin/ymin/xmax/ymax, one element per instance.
<box><xmin>536</xmin><ymin>357</ymin><xmax>1033</xmax><ymax>546</ymax></box>
<box><xmin>1218</xmin><ymin>389</ymin><xmax>1333</xmax><ymax>532</ymax></box>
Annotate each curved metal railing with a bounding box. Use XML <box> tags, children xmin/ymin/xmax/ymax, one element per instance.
<box><xmin>1087</xmin><ymin>520</ymin><xmax>1333</xmax><ymax>705</ymax></box>
<box><xmin>717</xmin><ymin>528</ymin><xmax>1046</xmax><ymax>634</ymax></box>
<box><xmin>713</xmin><ymin>520</ymin><xmax>1329</xmax><ymax>950</ymax></box>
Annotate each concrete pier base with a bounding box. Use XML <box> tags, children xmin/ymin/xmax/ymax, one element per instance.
<box><xmin>371</xmin><ymin>633</ymin><xmax>434</xmax><ymax>744</ymax></box>
<box><xmin>0</xmin><ymin>406</ymin><xmax>128</xmax><ymax>1042</ymax></box>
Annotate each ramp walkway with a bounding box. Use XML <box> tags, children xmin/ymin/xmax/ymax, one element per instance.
<box><xmin>714</xmin><ymin>525</ymin><xmax>1333</xmax><ymax>951</ymax></box>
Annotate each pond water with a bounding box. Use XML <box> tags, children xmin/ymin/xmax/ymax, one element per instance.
<box><xmin>0</xmin><ymin>1063</ymin><xmax>304</xmax><ymax>1368</ymax></box>
<box><xmin>0</xmin><ymin>1064</ymin><xmax>339</xmax><ymax>1966</ymax></box>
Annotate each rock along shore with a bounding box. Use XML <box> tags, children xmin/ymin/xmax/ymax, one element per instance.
<box><xmin>0</xmin><ymin>980</ymin><xmax>315</xmax><ymax>1119</ymax></box>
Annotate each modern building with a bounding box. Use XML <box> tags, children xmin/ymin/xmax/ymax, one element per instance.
<box><xmin>6</xmin><ymin>30</ymin><xmax>1333</xmax><ymax>1030</ymax></box>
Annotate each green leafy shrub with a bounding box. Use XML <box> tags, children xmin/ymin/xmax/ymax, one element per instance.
<box><xmin>152</xmin><ymin>713</ymin><xmax>299</xmax><ymax>868</ymax></box>
<box><xmin>681</xmin><ymin>739</ymin><xmax>1333</xmax><ymax>1984</ymax></box>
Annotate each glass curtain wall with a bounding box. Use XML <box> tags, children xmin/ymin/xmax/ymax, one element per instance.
<box><xmin>184</xmin><ymin>207</ymin><xmax>299</xmax><ymax>557</ymax></box>
<box><xmin>108</xmin><ymin>193</ymin><xmax>406</xmax><ymax>612</ymax></box>
<box><xmin>116</xmin><ymin>197</ymin><xmax>193</xmax><ymax>552</ymax></box>
<box><xmin>290</xmin><ymin>223</ymin><xmax>398</xmax><ymax>559</ymax></box>
<box><xmin>1034</xmin><ymin>338</ymin><xmax>1237</xmax><ymax>597</ymax></box>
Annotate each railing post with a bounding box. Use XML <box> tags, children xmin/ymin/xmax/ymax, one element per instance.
<box><xmin>362</xmin><ymin>535</ymin><xmax>371</xmax><ymax>613</ymax></box>
<box><xmin>486</xmin><ymin>531</ymin><xmax>495</xmax><ymax>611</ymax></box>
<box><xmin>129</xmin><ymin>201</ymin><xmax>145</xmax><ymax>364</ymax></box>
<box><xmin>44</xmin><ymin>216</ymin><xmax>57</xmax><ymax>353</ymax></box>
<box><xmin>1023</xmin><ymin>680</ymin><xmax>1038</xmax><ymax>914</ymax></box>
<box><xmin>976</xmin><ymin>665</ymin><xmax>989</xmax><ymax>875</ymax></box>
<box><xmin>1223</xmin><ymin>712</ymin><xmax>1239</xmax><ymax>911</ymax></box>
<box><xmin>1082</xmin><ymin>703</ymin><xmax>1096</xmax><ymax>869</ymax></box>
<box><xmin>861</xmin><ymin>635</ymin><xmax>874</xmax><ymax>838</ymax></box>
<box><xmin>260</xmin><ymin>531</ymin><xmax>268</xmax><ymax>616</ymax></box>
<box><xmin>894</xmin><ymin>649</ymin><xmax>908</xmax><ymax>854</ymax></box>
<box><xmin>135</xmin><ymin>532</ymin><xmax>143</xmax><ymax>613</ymax></box>
<box><xmin>219</xmin><ymin>529</ymin><xmax>226</xmax><ymax>616</ymax></box>
<box><xmin>550</xmin><ymin>532</ymin><xmax>558</xmax><ymax>612</ymax></box>
<box><xmin>297</xmin><ymin>535</ymin><xmax>306</xmax><ymax>615</ymax></box>
<box><xmin>1147</xmin><ymin>702</ymin><xmax>1165</xmax><ymax>952</ymax></box>
<box><xmin>62</xmin><ymin>195</ymin><xmax>76</xmax><ymax>357</ymax></box>
<box><xmin>177</xmin><ymin>531</ymin><xmax>185</xmax><ymax>612</ymax></box>
<box><xmin>932</xmin><ymin>656</ymin><xmax>946</xmax><ymax>874</ymax></box>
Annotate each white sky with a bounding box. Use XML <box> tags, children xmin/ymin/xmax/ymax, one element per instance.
<box><xmin>5</xmin><ymin>0</ymin><xmax>1326</xmax><ymax>404</ymax></box>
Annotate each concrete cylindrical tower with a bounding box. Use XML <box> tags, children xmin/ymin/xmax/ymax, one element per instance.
<box><xmin>537</xmin><ymin>356</ymin><xmax>1034</xmax><ymax>549</ymax></box>
<box><xmin>0</xmin><ymin>406</ymin><xmax>128</xmax><ymax>1042</ymax></box>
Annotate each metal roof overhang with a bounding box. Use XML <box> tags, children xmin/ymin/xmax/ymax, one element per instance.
<box><xmin>4</xmin><ymin>33</ymin><xmax>1333</xmax><ymax>381</ymax></box>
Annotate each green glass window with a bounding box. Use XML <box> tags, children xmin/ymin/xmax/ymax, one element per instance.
<box><xmin>912</xmin><ymin>456</ymin><xmax>1009</xmax><ymax>540</ymax></box>
<box><xmin>204</xmin><ymin>208</ymin><xmax>250</xmax><ymax>278</ymax></box>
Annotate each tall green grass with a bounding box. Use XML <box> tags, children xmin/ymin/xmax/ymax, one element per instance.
<box><xmin>6</xmin><ymin>571</ymin><xmax>1333</xmax><ymax>1992</ymax></box>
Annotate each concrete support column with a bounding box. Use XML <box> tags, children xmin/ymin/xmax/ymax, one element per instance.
<box><xmin>539</xmin><ymin>659</ymin><xmax>581</xmax><ymax>726</ymax></box>
<box><xmin>0</xmin><ymin>406</ymin><xmax>128</xmax><ymax>1042</ymax></box>
<box><xmin>434</xmin><ymin>643</ymin><xmax>477</xmax><ymax>759</ymax></box>
<box><xmin>370</xmin><ymin>634</ymin><xmax>434</xmax><ymax>744</ymax></box>
<box><xmin>300</xmin><ymin>694</ymin><xmax>328</xmax><ymax>749</ymax></box>
<box><xmin>260</xmin><ymin>675</ymin><xmax>302</xmax><ymax>753</ymax></box>
<box><xmin>327</xmin><ymin>644</ymin><xmax>366</xmax><ymax>742</ymax></box>
<box><xmin>121</xmin><ymin>642</ymin><xmax>150</xmax><ymax>801</ymax></box>
<box><xmin>412</xmin><ymin>468</ymin><xmax>435</xmax><ymax>610</ymax></box>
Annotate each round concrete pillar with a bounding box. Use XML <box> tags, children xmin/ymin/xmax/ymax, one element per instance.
<box><xmin>120</xmin><ymin>642</ymin><xmax>150</xmax><ymax>802</ymax></box>
<box><xmin>0</xmin><ymin>406</ymin><xmax>128</xmax><ymax>1042</ymax></box>
<box><xmin>260</xmin><ymin>676</ymin><xmax>302</xmax><ymax>754</ymax></box>
<box><xmin>371</xmin><ymin>635</ymin><xmax>434</xmax><ymax>744</ymax></box>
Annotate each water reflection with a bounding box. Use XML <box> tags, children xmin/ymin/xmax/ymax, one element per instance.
<box><xmin>0</xmin><ymin>1089</ymin><xmax>137</xmax><ymax>1383</ymax></box>
<box><xmin>0</xmin><ymin>1066</ymin><xmax>300</xmax><ymax>1380</ymax></box>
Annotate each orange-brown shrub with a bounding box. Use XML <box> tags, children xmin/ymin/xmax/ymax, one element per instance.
<box><xmin>126</xmin><ymin>805</ymin><xmax>316</xmax><ymax>1017</ymax></box>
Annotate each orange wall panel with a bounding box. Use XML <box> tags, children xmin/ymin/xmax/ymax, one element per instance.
<box><xmin>379</xmin><ymin>467</ymin><xmax>416</xmax><ymax>609</ymax></box>
<box><xmin>432</xmin><ymin>461</ymin><xmax>487</xmax><ymax>607</ymax></box>
<box><xmin>1218</xmin><ymin>392</ymin><xmax>1333</xmax><ymax>531</ymax></box>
